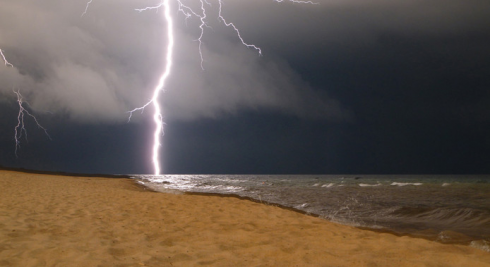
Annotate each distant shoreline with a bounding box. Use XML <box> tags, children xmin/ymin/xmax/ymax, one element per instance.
<box><xmin>0</xmin><ymin>165</ymin><xmax>130</xmax><ymax>179</ymax></box>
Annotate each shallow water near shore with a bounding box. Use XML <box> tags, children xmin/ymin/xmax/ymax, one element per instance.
<box><xmin>133</xmin><ymin>174</ymin><xmax>490</xmax><ymax>251</ymax></box>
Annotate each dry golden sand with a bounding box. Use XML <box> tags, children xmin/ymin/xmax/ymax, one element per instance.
<box><xmin>0</xmin><ymin>170</ymin><xmax>489</xmax><ymax>266</ymax></box>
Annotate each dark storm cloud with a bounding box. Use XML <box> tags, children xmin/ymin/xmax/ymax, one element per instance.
<box><xmin>231</xmin><ymin>0</ymin><xmax>490</xmax><ymax>46</ymax></box>
<box><xmin>221</xmin><ymin>0</ymin><xmax>490</xmax><ymax>75</ymax></box>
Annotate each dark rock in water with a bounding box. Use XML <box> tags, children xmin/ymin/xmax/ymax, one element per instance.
<box><xmin>355</xmin><ymin>177</ymin><xmax>362</xmax><ymax>180</ymax></box>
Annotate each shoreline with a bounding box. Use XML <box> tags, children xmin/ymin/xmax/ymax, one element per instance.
<box><xmin>1</xmin><ymin>170</ymin><xmax>490</xmax><ymax>266</ymax></box>
<box><xmin>137</xmin><ymin>177</ymin><xmax>490</xmax><ymax>247</ymax></box>
<box><xmin>185</xmin><ymin>191</ymin><xmax>414</xmax><ymax>237</ymax></box>
<box><xmin>186</xmin><ymin>191</ymin><xmax>488</xmax><ymax>247</ymax></box>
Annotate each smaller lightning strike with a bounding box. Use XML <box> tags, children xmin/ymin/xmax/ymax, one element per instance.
<box><xmin>275</xmin><ymin>0</ymin><xmax>319</xmax><ymax>4</ymax></box>
<box><xmin>81</xmin><ymin>0</ymin><xmax>94</xmax><ymax>17</ymax></box>
<box><xmin>13</xmin><ymin>90</ymin><xmax>51</xmax><ymax>157</ymax></box>
<box><xmin>0</xmin><ymin>49</ymin><xmax>13</xmax><ymax>67</ymax></box>
<box><xmin>1</xmin><ymin>49</ymin><xmax>50</xmax><ymax>155</ymax></box>
<box><xmin>217</xmin><ymin>0</ymin><xmax>262</xmax><ymax>55</ymax></box>
<box><xmin>175</xmin><ymin>0</ymin><xmax>209</xmax><ymax>69</ymax></box>
<box><xmin>190</xmin><ymin>0</ymin><xmax>208</xmax><ymax>69</ymax></box>
<box><xmin>162</xmin><ymin>0</ymin><xmax>263</xmax><ymax>69</ymax></box>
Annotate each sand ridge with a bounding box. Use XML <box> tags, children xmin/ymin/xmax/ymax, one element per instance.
<box><xmin>0</xmin><ymin>170</ymin><xmax>489</xmax><ymax>266</ymax></box>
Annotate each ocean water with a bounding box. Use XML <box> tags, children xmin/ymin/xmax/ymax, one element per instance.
<box><xmin>132</xmin><ymin>174</ymin><xmax>490</xmax><ymax>251</ymax></box>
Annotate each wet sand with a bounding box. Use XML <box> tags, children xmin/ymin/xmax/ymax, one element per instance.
<box><xmin>1</xmin><ymin>170</ymin><xmax>489</xmax><ymax>266</ymax></box>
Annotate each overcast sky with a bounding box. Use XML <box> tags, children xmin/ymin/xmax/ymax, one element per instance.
<box><xmin>1</xmin><ymin>0</ymin><xmax>490</xmax><ymax>174</ymax></box>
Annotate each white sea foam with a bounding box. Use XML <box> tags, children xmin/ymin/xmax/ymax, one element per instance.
<box><xmin>322</xmin><ymin>183</ymin><xmax>334</xmax><ymax>188</ymax></box>
<box><xmin>136</xmin><ymin>180</ymin><xmax>183</xmax><ymax>194</ymax></box>
<box><xmin>297</xmin><ymin>203</ymin><xmax>309</xmax><ymax>209</ymax></box>
<box><xmin>470</xmin><ymin>240</ymin><xmax>490</xmax><ymax>252</ymax></box>
<box><xmin>359</xmin><ymin>183</ymin><xmax>381</xmax><ymax>187</ymax></box>
<box><xmin>390</xmin><ymin>182</ymin><xmax>422</xmax><ymax>186</ymax></box>
<box><xmin>442</xmin><ymin>183</ymin><xmax>451</xmax><ymax>187</ymax></box>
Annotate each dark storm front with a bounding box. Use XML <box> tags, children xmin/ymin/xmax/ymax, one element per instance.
<box><xmin>134</xmin><ymin>175</ymin><xmax>490</xmax><ymax>248</ymax></box>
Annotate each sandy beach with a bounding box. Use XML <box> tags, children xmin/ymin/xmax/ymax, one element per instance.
<box><xmin>0</xmin><ymin>170</ymin><xmax>489</xmax><ymax>266</ymax></box>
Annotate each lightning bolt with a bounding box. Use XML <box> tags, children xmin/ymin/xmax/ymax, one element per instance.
<box><xmin>13</xmin><ymin>90</ymin><xmax>51</xmax><ymax>157</ymax></box>
<box><xmin>95</xmin><ymin>0</ymin><xmax>316</xmax><ymax>174</ymax></box>
<box><xmin>0</xmin><ymin>49</ymin><xmax>13</xmax><ymax>67</ymax></box>
<box><xmin>129</xmin><ymin>0</ymin><xmax>266</xmax><ymax>175</ymax></box>
<box><xmin>129</xmin><ymin>0</ymin><xmax>174</xmax><ymax>175</ymax></box>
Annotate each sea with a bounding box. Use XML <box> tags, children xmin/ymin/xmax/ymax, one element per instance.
<box><xmin>131</xmin><ymin>174</ymin><xmax>490</xmax><ymax>252</ymax></box>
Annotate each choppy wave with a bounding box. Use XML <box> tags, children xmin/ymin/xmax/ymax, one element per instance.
<box><xmin>359</xmin><ymin>183</ymin><xmax>382</xmax><ymax>187</ymax></box>
<box><xmin>390</xmin><ymin>182</ymin><xmax>423</xmax><ymax>186</ymax></box>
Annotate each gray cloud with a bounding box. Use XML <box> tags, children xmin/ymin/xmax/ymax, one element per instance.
<box><xmin>0</xmin><ymin>0</ymin><xmax>350</xmax><ymax>123</ymax></box>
